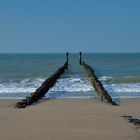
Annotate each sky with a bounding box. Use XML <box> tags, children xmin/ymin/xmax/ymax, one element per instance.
<box><xmin>0</xmin><ymin>0</ymin><xmax>140</xmax><ymax>53</ymax></box>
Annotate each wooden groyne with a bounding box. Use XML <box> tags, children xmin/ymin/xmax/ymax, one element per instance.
<box><xmin>80</xmin><ymin>53</ymin><xmax>117</xmax><ymax>105</ymax></box>
<box><xmin>15</xmin><ymin>55</ymin><xmax>68</xmax><ymax>108</ymax></box>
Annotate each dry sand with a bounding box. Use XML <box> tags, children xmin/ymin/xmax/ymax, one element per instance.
<box><xmin>0</xmin><ymin>99</ymin><xmax>139</xmax><ymax>140</ymax></box>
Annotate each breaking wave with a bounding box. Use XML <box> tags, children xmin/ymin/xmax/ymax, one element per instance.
<box><xmin>0</xmin><ymin>76</ymin><xmax>140</xmax><ymax>99</ymax></box>
<box><xmin>0</xmin><ymin>78</ymin><xmax>95</xmax><ymax>99</ymax></box>
<box><xmin>99</xmin><ymin>76</ymin><xmax>140</xmax><ymax>83</ymax></box>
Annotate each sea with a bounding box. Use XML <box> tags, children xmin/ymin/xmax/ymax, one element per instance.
<box><xmin>0</xmin><ymin>53</ymin><xmax>140</xmax><ymax>100</ymax></box>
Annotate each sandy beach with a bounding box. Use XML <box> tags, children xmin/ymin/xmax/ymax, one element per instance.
<box><xmin>0</xmin><ymin>99</ymin><xmax>139</xmax><ymax>140</ymax></box>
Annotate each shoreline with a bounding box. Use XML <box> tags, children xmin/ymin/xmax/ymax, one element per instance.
<box><xmin>0</xmin><ymin>98</ymin><xmax>139</xmax><ymax>140</ymax></box>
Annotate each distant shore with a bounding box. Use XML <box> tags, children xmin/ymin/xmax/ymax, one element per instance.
<box><xmin>0</xmin><ymin>98</ymin><xmax>139</xmax><ymax>140</ymax></box>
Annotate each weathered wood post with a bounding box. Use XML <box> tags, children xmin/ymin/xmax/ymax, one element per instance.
<box><xmin>66</xmin><ymin>52</ymin><xmax>69</xmax><ymax>69</ymax></box>
<box><xmin>79</xmin><ymin>52</ymin><xmax>82</xmax><ymax>65</ymax></box>
<box><xmin>66</xmin><ymin>52</ymin><xmax>69</xmax><ymax>64</ymax></box>
<box><xmin>15</xmin><ymin>57</ymin><xmax>69</xmax><ymax>108</ymax></box>
<box><xmin>82</xmin><ymin>61</ymin><xmax>118</xmax><ymax>106</ymax></box>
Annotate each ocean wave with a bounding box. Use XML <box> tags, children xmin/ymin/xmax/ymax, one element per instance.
<box><xmin>0</xmin><ymin>78</ymin><xmax>44</xmax><ymax>94</ymax></box>
<box><xmin>0</xmin><ymin>78</ymin><xmax>93</xmax><ymax>94</ymax></box>
<box><xmin>0</xmin><ymin>77</ymin><xmax>140</xmax><ymax>99</ymax></box>
<box><xmin>99</xmin><ymin>76</ymin><xmax>113</xmax><ymax>82</ymax></box>
<box><xmin>104</xmin><ymin>83</ymin><xmax>140</xmax><ymax>93</ymax></box>
<box><xmin>49</xmin><ymin>78</ymin><xmax>93</xmax><ymax>92</ymax></box>
<box><xmin>99</xmin><ymin>76</ymin><xmax>140</xmax><ymax>83</ymax></box>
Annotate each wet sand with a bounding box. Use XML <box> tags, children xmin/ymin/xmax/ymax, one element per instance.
<box><xmin>0</xmin><ymin>99</ymin><xmax>139</xmax><ymax>140</ymax></box>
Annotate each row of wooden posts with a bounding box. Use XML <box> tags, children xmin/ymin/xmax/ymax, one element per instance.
<box><xmin>15</xmin><ymin>57</ymin><xmax>68</xmax><ymax>108</ymax></box>
<box><xmin>79</xmin><ymin>52</ymin><xmax>117</xmax><ymax>105</ymax></box>
<box><xmin>16</xmin><ymin>52</ymin><xmax>117</xmax><ymax>108</ymax></box>
<box><xmin>81</xmin><ymin>62</ymin><xmax>117</xmax><ymax>105</ymax></box>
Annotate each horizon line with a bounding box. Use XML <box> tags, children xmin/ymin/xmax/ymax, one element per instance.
<box><xmin>0</xmin><ymin>52</ymin><xmax>140</xmax><ymax>54</ymax></box>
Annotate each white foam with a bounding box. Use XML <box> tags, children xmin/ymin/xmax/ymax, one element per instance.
<box><xmin>0</xmin><ymin>78</ymin><xmax>44</xmax><ymax>94</ymax></box>
<box><xmin>99</xmin><ymin>76</ymin><xmax>112</xmax><ymax>82</ymax></box>
<box><xmin>1</xmin><ymin>77</ymin><xmax>140</xmax><ymax>99</ymax></box>
<box><xmin>49</xmin><ymin>78</ymin><xmax>93</xmax><ymax>92</ymax></box>
<box><xmin>0</xmin><ymin>78</ymin><xmax>94</xmax><ymax>99</ymax></box>
<box><xmin>104</xmin><ymin>83</ymin><xmax>140</xmax><ymax>93</ymax></box>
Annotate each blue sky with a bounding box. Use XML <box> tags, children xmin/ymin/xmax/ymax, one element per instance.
<box><xmin>0</xmin><ymin>0</ymin><xmax>140</xmax><ymax>53</ymax></box>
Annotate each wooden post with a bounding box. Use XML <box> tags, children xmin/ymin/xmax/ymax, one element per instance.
<box><xmin>82</xmin><ymin>61</ymin><xmax>117</xmax><ymax>106</ymax></box>
<box><xmin>79</xmin><ymin>52</ymin><xmax>82</xmax><ymax>65</ymax></box>
<box><xmin>66</xmin><ymin>52</ymin><xmax>69</xmax><ymax>64</ymax></box>
<box><xmin>15</xmin><ymin>60</ymin><xmax>68</xmax><ymax>108</ymax></box>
